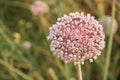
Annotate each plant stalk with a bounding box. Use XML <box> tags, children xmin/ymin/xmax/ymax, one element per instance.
<box><xmin>78</xmin><ymin>61</ymin><xmax>83</xmax><ymax>80</ymax></box>
<box><xmin>65</xmin><ymin>64</ymin><xmax>70</xmax><ymax>80</ymax></box>
<box><xmin>103</xmin><ymin>0</ymin><xmax>116</xmax><ymax>80</ymax></box>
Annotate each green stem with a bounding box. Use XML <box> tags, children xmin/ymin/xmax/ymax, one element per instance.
<box><xmin>65</xmin><ymin>64</ymin><xmax>70</xmax><ymax>80</ymax></box>
<box><xmin>97</xmin><ymin>0</ymin><xmax>105</xmax><ymax>17</ymax></box>
<box><xmin>48</xmin><ymin>68</ymin><xmax>58</xmax><ymax>80</ymax></box>
<box><xmin>103</xmin><ymin>0</ymin><xmax>116</xmax><ymax>80</ymax></box>
<box><xmin>78</xmin><ymin>61</ymin><xmax>83</xmax><ymax>80</ymax></box>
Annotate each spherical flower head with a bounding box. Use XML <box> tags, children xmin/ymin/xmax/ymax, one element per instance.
<box><xmin>47</xmin><ymin>12</ymin><xmax>105</xmax><ymax>65</ymax></box>
<box><xmin>99</xmin><ymin>16</ymin><xmax>118</xmax><ymax>36</ymax></box>
<box><xmin>30</xmin><ymin>0</ymin><xmax>49</xmax><ymax>15</ymax></box>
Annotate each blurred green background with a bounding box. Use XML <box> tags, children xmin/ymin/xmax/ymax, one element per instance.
<box><xmin>0</xmin><ymin>0</ymin><xmax>120</xmax><ymax>80</ymax></box>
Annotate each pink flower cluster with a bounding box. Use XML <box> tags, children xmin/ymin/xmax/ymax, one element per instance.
<box><xmin>47</xmin><ymin>12</ymin><xmax>105</xmax><ymax>64</ymax></box>
<box><xmin>31</xmin><ymin>0</ymin><xmax>49</xmax><ymax>15</ymax></box>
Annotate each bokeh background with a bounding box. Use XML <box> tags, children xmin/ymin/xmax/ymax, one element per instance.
<box><xmin>0</xmin><ymin>0</ymin><xmax>120</xmax><ymax>80</ymax></box>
